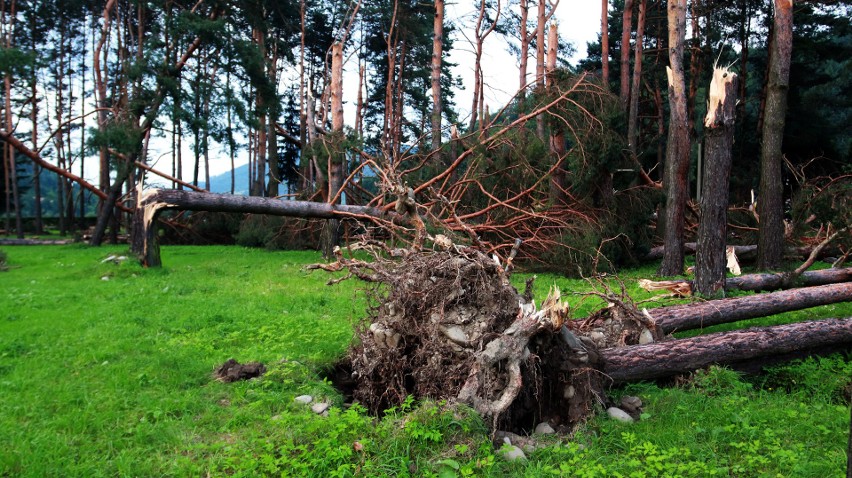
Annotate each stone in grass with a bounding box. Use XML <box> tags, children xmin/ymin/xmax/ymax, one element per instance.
<box><xmin>498</xmin><ymin>437</ymin><xmax>527</xmax><ymax>462</ymax></box>
<box><xmin>311</xmin><ymin>402</ymin><xmax>330</xmax><ymax>414</ymax></box>
<box><xmin>294</xmin><ymin>395</ymin><xmax>313</xmax><ymax>405</ymax></box>
<box><xmin>534</xmin><ymin>422</ymin><xmax>556</xmax><ymax>435</ymax></box>
<box><xmin>606</xmin><ymin>407</ymin><xmax>634</xmax><ymax>423</ymax></box>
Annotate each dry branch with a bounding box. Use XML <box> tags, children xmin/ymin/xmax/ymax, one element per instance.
<box><xmin>602</xmin><ymin>317</ymin><xmax>852</xmax><ymax>383</ymax></box>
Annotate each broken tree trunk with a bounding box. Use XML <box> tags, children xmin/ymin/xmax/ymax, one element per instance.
<box><xmin>643</xmin><ymin>243</ymin><xmax>840</xmax><ymax>263</ymax></box>
<box><xmin>726</xmin><ymin>267</ymin><xmax>852</xmax><ymax>292</ymax></box>
<box><xmin>131</xmin><ymin>188</ymin><xmax>402</xmax><ymax>267</ymax></box>
<box><xmin>650</xmin><ymin>282</ymin><xmax>852</xmax><ymax>333</ymax></box>
<box><xmin>602</xmin><ymin>317</ymin><xmax>852</xmax><ymax>383</ymax></box>
<box><xmin>695</xmin><ymin>67</ymin><xmax>738</xmax><ymax>297</ymax></box>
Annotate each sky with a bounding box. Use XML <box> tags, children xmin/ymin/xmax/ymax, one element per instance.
<box><xmin>151</xmin><ymin>1</ymin><xmax>602</xmax><ymax>183</ymax></box>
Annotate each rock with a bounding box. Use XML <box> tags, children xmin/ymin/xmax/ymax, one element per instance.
<box><xmin>311</xmin><ymin>402</ymin><xmax>330</xmax><ymax>414</ymax></box>
<box><xmin>294</xmin><ymin>395</ymin><xmax>313</xmax><ymax>405</ymax></box>
<box><xmin>534</xmin><ymin>422</ymin><xmax>555</xmax><ymax>435</ymax></box>
<box><xmin>441</xmin><ymin>326</ymin><xmax>469</xmax><ymax>345</ymax></box>
<box><xmin>589</xmin><ymin>331</ymin><xmax>606</xmax><ymax>342</ymax></box>
<box><xmin>606</xmin><ymin>407</ymin><xmax>634</xmax><ymax>423</ymax></box>
<box><xmin>563</xmin><ymin>385</ymin><xmax>575</xmax><ymax>399</ymax></box>
<box><xmin>638</xmin><ymin>328</ymin><xmax>655</xmax><ymax>345</ymax></box>
<box><xmin>498</xmin><ymin>438</ymin><xmax>527</xmax><ymax>462</ymax></box>
<box><xmin>620</xmin><ymin>396</ymin><xmax>643</xmax><ymax>413</ymax></box>
<box><xmin>101</xmin><ymin>276</ymin><xmax>110</xmax><ymax>281</ymax></box>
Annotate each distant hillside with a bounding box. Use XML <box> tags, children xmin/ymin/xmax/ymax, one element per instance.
<box><xmin>198</xmin><ymin>163</ymin><xmax>250</xmax><ymax>195</ymax></box>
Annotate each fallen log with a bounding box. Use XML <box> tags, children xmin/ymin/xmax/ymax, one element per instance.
<box><xmin>644</xmin><ymin>242</ymin><xmax>839</xmax><ymax>263</ymax></box>
<box><xmin>601</xmin><ymin>317</ymin><xmax>852</xmax><ymax>384</ymax></box>
<box><xmin>131</xmin><ymin>188</ymin><xmax>405</xmax><ymax>267</ymax></box>
<box><xmin>0</xmin><ymin>238</ymin><xmax>75</xmax><ymax>245</ymax></box>
<box><xmin>726</xmin><ymin>267</ymin><xmax>852</xmax><ymax>292</ymax></box>
<box><xmin>651</xmin><ymin>282</ymin><xmax>852</xmax><ymax>333</ymax></box>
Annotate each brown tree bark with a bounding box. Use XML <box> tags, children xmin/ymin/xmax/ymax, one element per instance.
<box><xmin>619</xmin><ymin>0</ymin><xmax>634</xmax><ymax>111</ymax></box>
<box><xmin>659</xmin><ymin>0</ymin><xmax>690</xmax><ymax>277</ymax></box>
<box><xmin>726</xmin><ymin>267</ymin><xmax>852</xmax><ymax>292</ymax></box>
<box><xmin>470</xmin><ymin>0</ymin><xmax>500</xmax><ymax>131</ymax></box>
<box><xmin>131</xmin><ymin>189</ymin><xmax>402</xmax><ymax>267</ymax></box>
<box><xmin>547</xmin><ymin>22</ymin><xmax>567</xmax><ymax>205</ymax></box>
<box><xmin>323</xmin><ymin>41</ymin><xmax>345</xmax><ymax>258</ymax></box>
<box><xmin>757</xmin><ymin>0</ymin><xmax>793</xmax><ymax>271</ymax></box>
<box><xmin>535</xmin><ymin>0</ymin><xmax>546</xmax><ymax>139</ymax></box>
<box><xmin>601</xmin><ymin>0</ymin><xmax>609</xmax><ymax>86</ymax></box>
<box><xmin>695</xmin><ymin>68</ymin><xmax>738</xmax><ymax>296</ymax></box>
<box><xmin>651</xmin><ymin>282</ymin><xmax>852</xmax><ymax>333</ymax></box>
<box><xmin>626</xmin><ymin>0</ymin><xmax>646</xmax><ymax>157</ymax></box>
<box><xmin>431</xmin><ymin>0</ymin><xmax>444</xmax><ymax>151</ymax></box>
<box><xmin>602</xmin><ymin>317</ymin><xmax>852</xmax><ymax>383</ymax></box>
<box><xmin>518</xmin><ymin>0</ymin><xmax>530</xmax><ymax>96</ymax></box>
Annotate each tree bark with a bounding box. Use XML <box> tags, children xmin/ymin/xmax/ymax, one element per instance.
<box><xmin>695</xmin><ymin>67</ymin><xmax>738</xmax><ymax>296</ymax></box>
<box><xmin>626</xmin><ymin>0</ymin><xmax>646</xmax><ymax>157</ymax></box>
<box><xmin>323</xmin><ymin>41</ymin><xmax>345</xmax><ymax>258</ymax></box>
<box><xmin>131</xmin><ymin>189</ymin><xmax>403</xmax><ymax>267</ymax></box>
<box><xmin>546</xmin><ymin>23</ymin><xmax>567</xmax><ymax>205</ymax></box>
<box><xmin>602</xmin><ymin>317</ymin><xmax>852</xmax><ymax>383</ymax></box>
<box><xmin>601</xmin><ymin>0</ymin><xmax>609</xmax><ymax>86</ymax></box>
<box><xmin>431</xmin><ymin>0</ymin><xmax>443</xmax><ymax>152</ymax></box>
<box><xmin>757</xmin><ymin>0</ymin><xmax>793</xmax><ymax>271</ymax></box>
<box><xmin>659</xmin><ymin>0</ymin><xmax>690</xmax><ymax>277</ymax></box>
<box><xmin>535</xmin><ymin>0</ymin><xmax>546</xmax><ymax>139</ymax></box>
<box><xmin>619</xmin><ymin>0</ymin><xmax>634</xmax><ymax>111</ymax></box>
<box><xmin>725</xmin><ymin>267</ymin><xmax>852</xmax><ymax>292</ymax></box>
<box><xmin>651</xmin><ymin>282</ymin><xmax>852</xmax><ymax>334</ymax></box>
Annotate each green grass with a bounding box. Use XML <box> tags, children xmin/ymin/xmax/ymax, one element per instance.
<box><xmin>0</xmin><ymin>245</ymin><xmax>849</xmax><ymax>477</ymax></box>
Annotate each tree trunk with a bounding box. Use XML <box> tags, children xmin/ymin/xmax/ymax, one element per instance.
<box><xmin>651</xmin><ymin>282</ymin><xmax>852</xmax><ymax>334</ymax></box>
<box><xmin>726</xmin><ymin>267</ymin><xmax>852</xmax><ymax>292</ymax></box>
<box><xmin>601</xmin><ymin>0</ymin><xmax>609</xmax><ymax>87</ymax></box>
<box><xmin>518</xmin><ymin>0</ymin><xmax>530</xmax><ymax>98</ymax></box>
<box><xmin>659</xmin><ymin>0</ymin><xmax>689</xmax><ymax>277</ymax></box>
<box><xmin>535</xmin><ymin>0</ymin><xmax>546</xmax><ymax>139</ymax></box>
<box><xmin>323</xmin><ymin>41</ymin><xmax>345</xmax><ymax>259</ymax></box>
<box><xmin>431</xmin><ymin>0</ymin><xmax>443</xmax><ymax>152</ymax></box>
<box><xmin>547</xmin><ymin>22</ymin><xmax>566</xmax><ymax>205</ymax></box>
<box><xmin>695</xmin><ymin>67</ymin><xmax>738</xmax><ymax>296</ymax></box>
<box><xmin>626</xmin><ymin>0</ymin><xmax>646</xmax><ymax>157</ymax></box>
<box><xmin>757</xmin><ymin>0</ymin><xmax>793</xmax><ymax>271</ymax></box>
<box><xmin>602</xmin><ymin>317</ymin><xmax>852</xmax><ymax>384</ymax></box>
<box><xmin>131</xmin><ymin>189</ymin><xmax>402</xmax><ymax>267</ymax></box>
<box><xmin>619</xmin><ymin>0</ymin><xmax>634</xmax><ymax>111</ymax></box>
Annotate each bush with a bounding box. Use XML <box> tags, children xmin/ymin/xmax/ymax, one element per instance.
<box><xmin>235</xmin><ymin>215</ymin><xmax>320</xmax><ymax>250</ymax></box>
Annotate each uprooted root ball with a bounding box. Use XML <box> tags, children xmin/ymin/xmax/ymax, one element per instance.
<box><xmin>335</xmin><ymin>248</ymin><xmax>618</xmax><ymax>432</ymax></box>
<box><xmin>349</xmin><ymin>250</ymin><xmax>520</xmax><ymax>414</ymax></box>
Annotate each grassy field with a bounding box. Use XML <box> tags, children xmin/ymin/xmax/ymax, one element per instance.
<box><xmin>0</xmin><ymin>245</ymin><xmax>850</xmax><ymax>477</ymax></box>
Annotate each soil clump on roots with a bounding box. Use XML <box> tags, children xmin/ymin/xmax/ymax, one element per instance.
<box><xmin>316</xmin><ymin>243</ymin><xmax>659</xmax><ymax>434</ymax></box>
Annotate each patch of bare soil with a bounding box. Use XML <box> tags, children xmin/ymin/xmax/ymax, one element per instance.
<box><xmin>213</xmin><ymin>359</ymin><xmax>266</xmax><ymax>382</ymax></box>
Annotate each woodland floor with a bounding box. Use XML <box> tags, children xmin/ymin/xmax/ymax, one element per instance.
<box><xmin>0</xmin><ymin>245</ymin><xmax>850</xmax><ymax>477</ymax></box>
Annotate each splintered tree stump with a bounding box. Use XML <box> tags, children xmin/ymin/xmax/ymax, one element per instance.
<box><xmin>651</xmin><ymin>282</ymin><xmax>852</xmax><ymax>333</ymax></box>
<box><xmin>601</xmin><ymin>317</ymin><xmax>852</xmax><ymax>383</ymax></box>
<box><xmin>695</xmin><ymin>66</ymin><xmax>738</xmax><ymax>296</ymax></box>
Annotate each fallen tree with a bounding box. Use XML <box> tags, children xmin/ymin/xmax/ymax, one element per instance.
<box><xmin>643</xmin><ymin>242</ymin><xmax>840</xmax><ymax>263</ymax></box>
<box><xmin>601</xmin><ymin>317</ymin><xmax>852</xmax><ymax>383</ymax></box>
<box><xmin>131</xmin><ymin>188</ymin><xmax>405</xmax><ymax>267</ymax></box>
<box><xmin>726</xmin><ymin>267</ymin><xmax>852</xmax><ymax>291</ymax></box>
<box><xmin>651</xmin><ymin>282</ymin><xmax>852</xmax><ymax>333</ymax></box>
